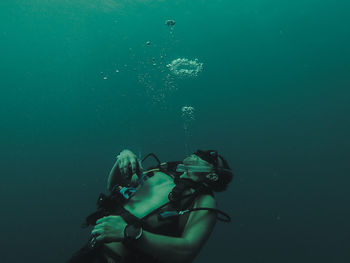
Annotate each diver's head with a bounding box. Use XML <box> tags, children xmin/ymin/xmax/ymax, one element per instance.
<box><xmin>179</xmin><ymin>150</ymin><xmax>233</xmax><ymax>192</ymax></box>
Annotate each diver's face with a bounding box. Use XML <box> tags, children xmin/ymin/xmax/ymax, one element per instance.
<box><xmin>183</xmin><ymin>154</ymin><xmax>203</xmax><ymax>165</ymax></box>
<box><xmin>184</xmin><ymin>154</ymin><xmax>212</xmax><ymax>166</ymax></box>
<box><xmin>182</xmin><ymin>154</ymin><xmax>213</xmax><ymax>177</ymax></box>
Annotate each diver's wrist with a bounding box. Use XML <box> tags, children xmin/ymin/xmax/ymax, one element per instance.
<box><xmin>123</xmin><ymin>224</ymin><xmax>143</xmax><ymax>244</ymax></box>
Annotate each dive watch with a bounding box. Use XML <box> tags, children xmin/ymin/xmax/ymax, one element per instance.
<box><xmin>123</xmin><ymin>224</ymin><xmax>143</xmax><ymax>243</ymax></box>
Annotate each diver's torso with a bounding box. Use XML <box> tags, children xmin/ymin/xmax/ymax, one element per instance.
<box><xmin>105</xmin><ymin>171</ymin><xmax>193</xmax><ymax>260</ymax></box>
<box><xmin>124</xmin><ymin>171</ymin><xmax>175</xmax><ymax>218</ymax></box>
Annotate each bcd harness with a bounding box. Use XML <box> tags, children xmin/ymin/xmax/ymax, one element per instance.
<box><xmin>83</xmin><ymin>153</ymin><xmax>231</xmax><ymax>230</ymax></box>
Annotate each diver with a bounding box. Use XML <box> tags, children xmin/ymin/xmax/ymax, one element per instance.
<box><xmin>67</xmin><ymin>149</ymin><xmax>233</xmax><ymax>263</ymax></box>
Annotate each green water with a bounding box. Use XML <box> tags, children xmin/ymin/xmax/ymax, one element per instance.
<box><xmin>1</xmin><ymin>1</ymin><xmax>349</xmax><ymax>262</ymax></box>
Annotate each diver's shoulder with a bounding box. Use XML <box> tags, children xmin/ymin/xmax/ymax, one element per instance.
<box><xmin>195</xmin><ymin>192</ymin><xmax>217</xmax><ymax>209</ymax></box>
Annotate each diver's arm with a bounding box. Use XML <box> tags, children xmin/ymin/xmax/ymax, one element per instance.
<box><xmin>107</xmin><ymin>159</ymin><xmax>122</xmax><ymax>191</ymax></box>
<box><xmin>130</xmin><ymin>194</ymin><xmax>217</xmax><ymax>263</ymax></box>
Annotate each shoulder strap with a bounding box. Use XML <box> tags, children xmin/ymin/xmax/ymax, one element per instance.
<box><xmin>140</xmin><ymin>178</ymin><xmax>210</xmax><ymax>221</ymax></box>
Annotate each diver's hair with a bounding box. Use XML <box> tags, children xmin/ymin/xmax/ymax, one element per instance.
<box><xmin>205</xmin><ymin>155</ymin><xmax>233</xmax><ymax>192</ymax></box>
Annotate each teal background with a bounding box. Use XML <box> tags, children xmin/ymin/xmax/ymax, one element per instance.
<box><xmin>0</xmin><ymin>0</ymin><xmax>349</xmax><ymax>262</ymax></box>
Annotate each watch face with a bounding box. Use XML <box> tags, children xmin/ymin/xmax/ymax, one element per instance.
<box><xmin>126</xmin><ymin>225</ymin><xmax>142</xmax><ymax>240</ymax></box>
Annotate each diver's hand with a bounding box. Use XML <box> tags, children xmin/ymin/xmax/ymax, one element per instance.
<box><xmin>116</xmin><ymin>149</ymin><xmax>141</xmax><ymax>176</ymax></box>
<box><xmin>91</xmin><ymin>216</ymin><xmax>127</xmax><ymax>243</ymax></box>
<box><xmin>107</xmin><ymin>149</ymin><xmax>142</xmax><ymax>191</ymax></box>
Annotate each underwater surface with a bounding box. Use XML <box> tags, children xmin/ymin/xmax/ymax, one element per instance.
<box><xmin>0</xmin><ymin>0</ymin><xmax>349</xmax><ymax>262</ymax></box>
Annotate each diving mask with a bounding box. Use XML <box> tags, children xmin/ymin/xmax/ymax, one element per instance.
<box><xmin>176</xmin><ymin>164</ymin><xmax>213</xmax><ymax>173</ymax></box>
